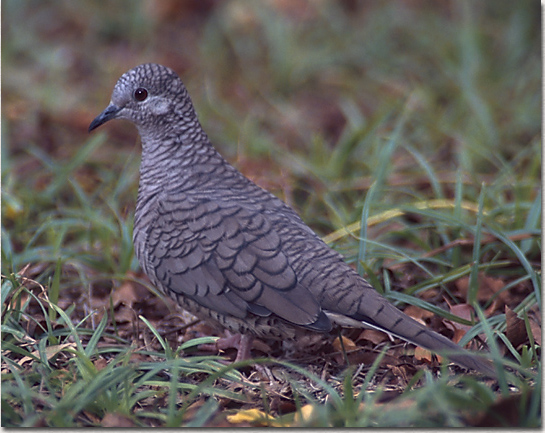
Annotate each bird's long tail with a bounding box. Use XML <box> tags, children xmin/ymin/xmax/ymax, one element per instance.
<box><xmin>327</xmin><ymin>299</ymin><xmax>497</xmax><ymax>377</ymax></box>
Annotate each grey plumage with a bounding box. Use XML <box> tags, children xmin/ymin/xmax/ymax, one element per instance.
<box><xmin>89</xmin><ymin>63</ymin><xmax>496</xmax><ymax>376</ymax></box>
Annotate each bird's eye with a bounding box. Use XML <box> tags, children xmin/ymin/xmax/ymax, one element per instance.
<box><xmin>134</xmin><ymin>88</ymin><xmax>148</xmax><ymax>101</ymax></box>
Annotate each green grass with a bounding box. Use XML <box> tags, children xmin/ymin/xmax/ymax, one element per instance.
<box><xmin>1</xmin><ymin>0</ymin><xmax>541</xmax><ymax>427</ymax></box>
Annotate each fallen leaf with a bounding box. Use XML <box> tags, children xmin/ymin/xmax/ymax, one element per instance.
<box><xmin>529</xmin><ymin>320</ymin><xmax>541</xmax><ymax>345</ymax></box>
<box><xmin>292</xmin><ymin>404</ymin><xmax>315</xmax><ymax>426</ymax></box>
<box><xmin>332</xmin><ymin>335</ymin><xmax>357</xmax><ymax>352</ymax></box>
<box><xmin>111</xmin><ymin>278</ymin><xmax>148</xmax><ymax>309</ymax></box>
<box><xmin>403</xmin><ymin>305</ymin><xmax>434</xmax><ymax>323</ymax></box>
<box><xmin>226</xmin><ymin>408</ymin><xmax>281</xmax><ymax>426</ymax></box>
<box><xmin>17</xmin><ymin>343</ymin><xmax>76</xmax><ymax>366</ymax></box>
<box><xmin>101</xmin><ymin>412</ymin><xmax>136</xmax><ymax>427</ymax></box>
<box><xmin>505</xmin><ymin>306</ymin><xmax>541</xmax><ymax>350</ymax></box>
<box><xmin>93</xmin><ymin>358</ymin><xmax>108</xmax><ymax>371</ymax></box>
<box><xmin>447</xmin><ymin>303</ymin><xmax>475</xmax><ymax>333</ymax></box>
<box><xmin>113</xmin><ymin>305</ymin><xmax>137</xmax><ymax>324</ymax></box>
<box><xmin>414</xmin><ymin>346</ymin><xmax>437</xmax><ymax>363</ymax></box>
<box><xmin>454</xmin><ymin>274</ymin><xmax>508</xmax><ymax>306</ymax></box>
<box><xmin>450</xmin><ymin>327</ymin><xmax>468</xmax><ymax>345</ymax></box>
<box><xmin>471</xmin><ymin>392</ymin><xmax>529</xmax><ymax>427</ymax></box>
<box><xmin>357</xmin><ymin>329</ymin><xmax>389</xmax><ymax>345</ymax></box>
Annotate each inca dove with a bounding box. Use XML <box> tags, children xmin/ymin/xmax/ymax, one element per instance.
<box><xmin>89</xmin><ymin>63</ymin><xmax>496</xmax><ymax>376</ymax></box>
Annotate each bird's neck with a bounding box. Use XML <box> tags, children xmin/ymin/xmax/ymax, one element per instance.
<box><xmin>137</xmin><ymin>129</ymin><xmax>246</xmax><ymax>204</ymax></box>
<box><xmin>134</xmin><ymin>133</ymin><xmax>231</xmax><ymax>254</ymax></box>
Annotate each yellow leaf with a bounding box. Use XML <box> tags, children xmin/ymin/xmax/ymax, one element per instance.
<box><xmin>227</xmin><ymin>409</ymin><xmax>279</xmax><ymax>426</ymax></box>
<box><xmin>293</xmin><ymin>404</ymin><xmax>315</xmax><ymax>425</ymax></box>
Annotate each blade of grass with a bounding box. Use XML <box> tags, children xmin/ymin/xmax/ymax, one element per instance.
<box><xmin>468</xmin><ymin>183</ymin><xmax>486</xmax><ymax>306</ymax></box>
<box><xmin>357</xmin><ymin>101</ymin><xmax>408</xmax><ymax>274</ymax></box>
<box><xmin>6</xmin><ymin>363</ymin><xmax>34</xmax><ymax>416</ymax></box>
<box><xmin>166</xmin><ymin>362</ymin><xmax>180</xmax><ymax>427</ymax></box>
<box><xmin>48</xmin><ymin>258</ymin><xmax>62</xmax><ymax>322</ymax></box>
<box><xmin>357</xmin><ymin>181</ymin><xmax>377</xmax><ymax>275</ymax></box>
<box><xmin>521</xmin><ymin>309</ymin><xmax>539</xmax><ymax>367</ymax></box>
<box><xmin>139</xmin><ymin>315</ymin><xmax>173</xmax><ymax>359</ymax></box>
<box><xmin>184</xmin><ymin>397</ymin><xmax>219</xmax><ymax>427</ymax></box>
<box><xmin>520</xmin><ymin>189</ymin><xmax>541</xmax><ymax>254</ymax></box>
<box><xmin>483</xmin><ymin>225</ymin><xmax>541</xmax><ymax>307</ymax></box>
<box><xmin>85</xmin><ymin>311</ymin><xmax>108</xmax><ymax>357</ymax></box>
<box><xmin>179</xmin><ymin>336</ymin><xmax>219</xmax><ymax>351</ymax></box>
<box><xmin>474</xmin><ymin>306</ymin><xmax>509</xmax><ymax>395</ymax></box>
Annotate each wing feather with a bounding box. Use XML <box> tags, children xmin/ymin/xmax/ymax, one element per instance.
<box><xmin>144</xmin><ymin>196</ymin><xmax>330</xmax><ymax>330</ymax></box>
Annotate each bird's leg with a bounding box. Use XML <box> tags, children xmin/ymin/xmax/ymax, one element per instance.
<box><xmin>216</xmin><ymin>331</ymin><xmax>254</xmax><ymax>362</ymax></box>
<box><xmin>217</xmin><ymin>332</ymin><xmax>276</xmax><ymax>381</ymax></box>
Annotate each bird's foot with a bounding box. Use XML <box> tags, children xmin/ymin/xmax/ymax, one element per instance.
<box><xmin>199</xmin><ymin>331</ymin><xmax>254</xmax><ymax>362</ymax></box>
<box><xmin>217</xmin><ymin>332</ymin><xmax>254</xmax><ymax>362</ymax></box>
<box><xmin>216</xmin><ymin>332</ymin><xmax>275</xmax><ymax>381</ymax></box>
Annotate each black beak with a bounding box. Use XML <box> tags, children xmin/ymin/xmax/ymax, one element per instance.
<box><xmin>88</xmin><ymin>104</ymin><xmax>121</xmax><ymax>132</ymax></box>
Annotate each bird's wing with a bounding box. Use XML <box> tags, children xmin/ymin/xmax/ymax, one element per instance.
<box><xmin>144</xmin><ymin>194</ymin><xmax>331</xmax><ymax>331</ymax></box>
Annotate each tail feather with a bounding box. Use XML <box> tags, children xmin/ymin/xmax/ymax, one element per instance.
<box><xmin>326</xmin><ymin>304</ymin><xmax>498</xmax><ymax>377</ymax></box>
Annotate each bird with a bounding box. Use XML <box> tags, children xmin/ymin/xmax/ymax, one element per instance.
<box><xmin>89</xmin><ymin>63</ymin><xmax>496</xmax><ymax>376</ymax></box>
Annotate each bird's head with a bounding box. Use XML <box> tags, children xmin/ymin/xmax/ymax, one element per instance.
<box><xmin>89</xmin><ymin>63</ymin><xmax>193</xmax><ymax>138</ymax></box>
